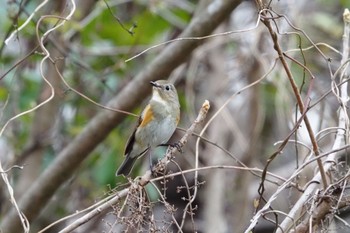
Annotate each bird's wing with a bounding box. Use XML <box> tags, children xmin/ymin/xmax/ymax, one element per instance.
<box><xmin>124</xmin><ymin>104</ymin><xmax>153</xmax><ymax>156</ymax></box>
<box><xmin>124</xmin><ymin>126</ymin><xmax>137</xmax><ymax>156</ymax></box>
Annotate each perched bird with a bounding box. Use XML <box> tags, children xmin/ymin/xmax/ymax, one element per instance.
<box><xmin>116</xmin><ymin>80</ymin><xmax>180</xmax><ymax>176</ymax></box>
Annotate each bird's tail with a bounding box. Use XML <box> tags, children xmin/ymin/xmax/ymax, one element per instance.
<box><xmin>116</xmin><ymin>157</ymin><xmax>137</xmax><ymax>176</ymax></box>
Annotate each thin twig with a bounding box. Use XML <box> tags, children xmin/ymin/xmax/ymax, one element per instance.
<box><xmin>103</xmin><ymin>0</ymin><xmax>136</xmax><ymax>35</ymax></box>
<box><xmin>4</xmin><ymin>0</ymin><xmax>50</xmax><ymax>44</ymax></box>
<box><xmin>125</xmin><ymin>14</ymin><xmax>261</xmax><ymax>62</ymax></box>
<box><xmin>54</xmin><ymin>61</ymin><xmax>138</xmax><ymax>117</ymax></box>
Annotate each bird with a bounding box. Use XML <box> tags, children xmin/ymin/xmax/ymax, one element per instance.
<box><xmin>116</xmin><ymin>80</ymin><xmax>180</xmax><ymax>176</ymax></box>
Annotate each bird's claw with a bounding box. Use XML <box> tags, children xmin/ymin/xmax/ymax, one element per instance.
<box><xmin>169</xmin><ymin>141</ymin><xmax>183</xmax><ymax>153</ymax></box>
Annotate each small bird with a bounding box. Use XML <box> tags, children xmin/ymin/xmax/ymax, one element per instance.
<box><xmin>116</xmin><ymin>80</ymin><xmax>180</xmax><ymax>176</ymax></box>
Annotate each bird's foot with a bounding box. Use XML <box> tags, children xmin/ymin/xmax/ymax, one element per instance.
<box><xmin>159</xmin><ymin>142</ymin><xmax>183</xmax><ymax>153</ymax></box>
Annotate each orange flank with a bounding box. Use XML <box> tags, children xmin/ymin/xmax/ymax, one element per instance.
<box><xmin>139</xmin><ymin>104</ymin><xmax>154</xmax><ymax>127</ymax></box>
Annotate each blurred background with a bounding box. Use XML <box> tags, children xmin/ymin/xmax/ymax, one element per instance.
<box><xmin>1</xmin><ymin>0</ymin><xmax>350</xmax><ymax>232</ymax></box>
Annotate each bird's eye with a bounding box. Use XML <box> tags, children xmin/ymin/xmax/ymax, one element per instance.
<box><xmin>165</xmin><ymin>85</ymin><xmax>170</xmax><ymax>91</ymax></box>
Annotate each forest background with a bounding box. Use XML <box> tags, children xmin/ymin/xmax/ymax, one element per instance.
<box><xmin>1</xmin><ymin>0</ymin><xmax>350</xmax><ymax>232</ymax></box>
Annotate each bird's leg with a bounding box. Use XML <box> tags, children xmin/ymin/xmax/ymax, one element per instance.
<box><xmin>147</xmin><ymin>148</ymin><xmax>154</xmax><ymax>172</ymax></box>
<box><xmin>158</xmin><ymin>142</ymin><xmax>183</xmax><ymax>153</ymax></box>
<box><xmin>149</xmin><ymin>149</ymin><xmax>166</xmax><ymax>176</ymax></box>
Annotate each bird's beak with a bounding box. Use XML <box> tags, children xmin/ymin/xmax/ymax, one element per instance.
<box><xmin>150</xmin><ymin>81</ymin><xmax>161</xmax><ymax>88</ymax></box>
